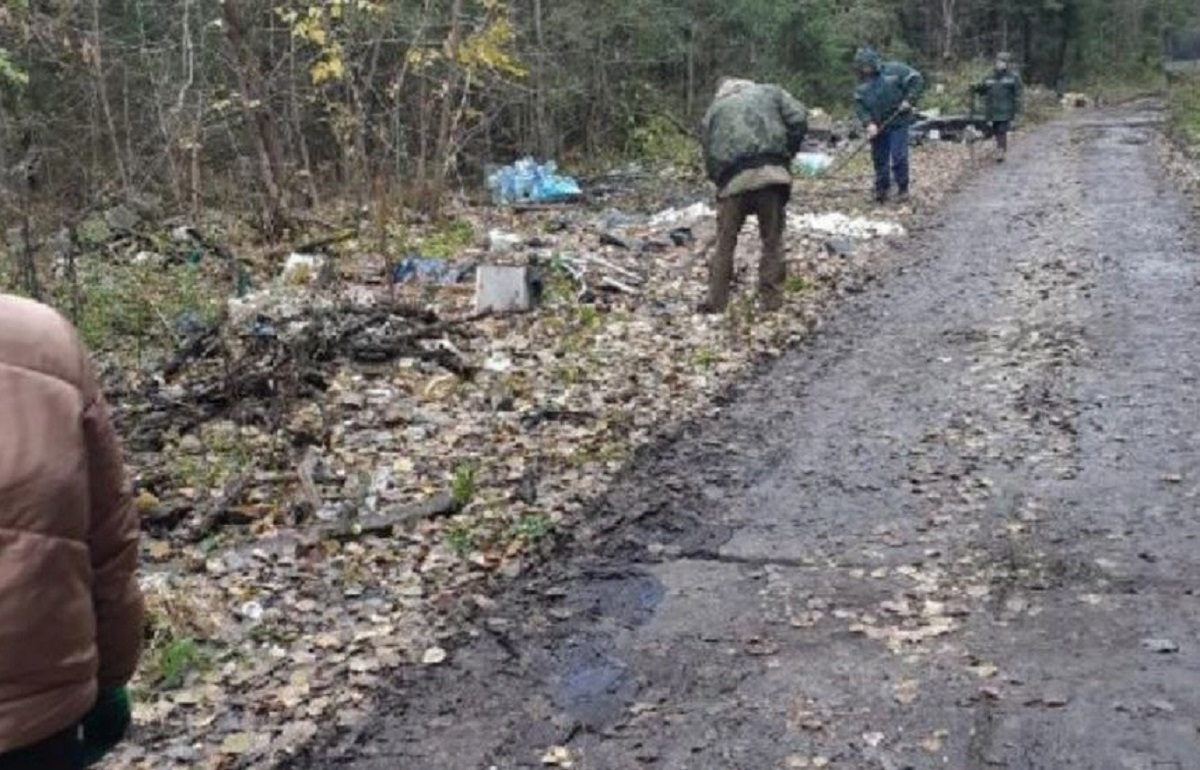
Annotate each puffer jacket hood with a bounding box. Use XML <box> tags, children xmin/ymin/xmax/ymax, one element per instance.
<box><xmin>855</xmin><ymin>46</ymin><xmax>883</xmax><ymax>72</ymax></box>
<box><xmin>0</xmin><ymin>293</ymin><xmax>143</xmax><ymax>754</ymax></box>
<box><xmin>715</xmin><ymin>78</ymin><xmax>755</xmax><ymax>101</ymax></box>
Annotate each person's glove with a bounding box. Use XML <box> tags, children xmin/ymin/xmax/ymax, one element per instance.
<box><xmin>867</xmin><ymin>122</ymin><xmax>879</xmax><ymax>139</ymax></box>
<box><xmin>79</xmin><ymin>687</ymin><xmax>132</xmax><ymax>767</ymax></box>
<box><xmin>899</xmin><ymin>99</ymin><xmax>912</xmax><ymax>113</ymax></box>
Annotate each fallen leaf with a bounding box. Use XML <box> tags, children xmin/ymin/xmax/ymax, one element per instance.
<box><xmin>219</xmin><ymin>732</ymin><xmax>253</xmax><ymax>755</ymax></box>
<box><xmin>921</xmin><ymin>730</ymin><xmax>948</xmax><ymax>752</ymax></box>
<box><xmin>279</xmin><ymin>720</ymin><xmax>319</xmax><ymax>746</ymax></box>
<box><xmin>541</xmin><ymin>746</ymin><xmax>574</xmax><ymax>767</ymax></box>
<box><xmin>146</xmin><ymin>540</ymin><xmax>172</xmax><ymax>560</ymax></box>
<box><xmin>422</xmin><ymin>646</ymin><xmax>449</xmax><ymax>665</ymax></box>
<box><xmin>894</xmin><ymin>679</ymin><xmax>920</xmax><ymax>705</ymax></box>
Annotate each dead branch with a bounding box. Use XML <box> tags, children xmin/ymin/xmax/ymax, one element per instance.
<box><xmin>318</xmin><ymin>493</ymin><xmax>462</xmax><ymax>541</ymax></box>
<box><xmin>188</xmin><ymin>473</ymin><xmax>251</xmax><ymax>543</ymax></box>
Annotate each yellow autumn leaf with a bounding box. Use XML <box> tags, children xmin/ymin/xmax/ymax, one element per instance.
<box><xmin>310</xmin><ymin>55</ymin><xmax>345</xmax><ymax>85</ymax></box>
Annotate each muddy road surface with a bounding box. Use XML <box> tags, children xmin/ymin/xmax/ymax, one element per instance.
<box><xmin>307</xmin><ymin>102</ymin><xmax>1200</xmax><ymax>769</ymax></box>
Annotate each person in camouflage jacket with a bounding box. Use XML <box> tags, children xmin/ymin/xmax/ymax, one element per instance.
<box><xmin>973</xmin><ymin>52</ymin><xmax>1022</xmax><ymax>161</ymax></box>
<box><xmin>853</xmin><ymin>46</ymin><xmax>924</xmax><ymax>203</ymax></box>
<box><xmin>701</xmin><ymin>78</ymin><xmax>807</xmax><ymax>312</ymax></box>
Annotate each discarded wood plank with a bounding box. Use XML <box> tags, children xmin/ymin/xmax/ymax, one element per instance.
<box><xmin>141</xmin><ymin>500</ymin><xmax>196</xmax><ymax>535</ymax></box>
<box><xmin>296</xmin><ymin>447</ymin><xmax>323</xmax><ymax>514</ymax></box>
<box><xmin>579</xmin><ymin>254</ymin><xmax>644</xmax><ymax>284</ymax></box>
<box><xmin>279</xmin><ymin>227</ymin><xmax>357</xmax><ymax>258</ymax></box>
<box><xmin>519</xmin><ymin>408</ymin><xmax>597</xmax><ymax>429</ymax></box>
<box><xmin>509</xmin><ymin>201</ymin><xmax>580</xmax><ymax>212</ymax></box>
<box><xmin>319</xmin><ymin>493</ymin><xmax>462</xmax><ymax>540</ymax></box>
<box><xmin>599</xmin><ymin>276</ymin><xmax>641</xmax><ymax>295</ymax></box>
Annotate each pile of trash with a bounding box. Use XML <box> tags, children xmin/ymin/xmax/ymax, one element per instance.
<box><xmin>792</xmin><ymin>212</ymin><xmax>906</xmax><ymax>239</ymax></box>
<box><xmin>487</xmin><ymin>158</ymin><xmax>583</xmax><ymax>205</ymax></box>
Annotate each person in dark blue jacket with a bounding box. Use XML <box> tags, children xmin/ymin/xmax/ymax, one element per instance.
<box><xmin>854</xmin><ymin>46</ymin><xmax>925</xmax><ymax>203</ymax></box>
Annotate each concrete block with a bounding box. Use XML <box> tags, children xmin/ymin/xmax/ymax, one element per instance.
<box><xmin>475</xmin><ymin>265</ymin><xmax>535</xmax><ymax>313</ymax></box>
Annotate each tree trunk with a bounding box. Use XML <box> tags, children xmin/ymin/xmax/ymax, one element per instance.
<box><xmin>1023</xmin><ymin>13</ymin><xmax>1035</xmax><ymax>81</ymax></box>
<box><xmin>686</xmin><ymin>21</ymin><xmax>697</xmax><ymax>119</ymax></box>
<box><xmin>90</xmin><ymin>0</ymin><xmax>129</xmax><ymax>193</ymax></box>
<box><xmin>942</xmin><ymin>0</ymin><xmax>957</xmax><ymax>60</ymax></box>
<box><xmin>221</xmin><ymin>1</ymin><xmax>289</xmax><ymax>238</ymax></box>
<box><xmin>432</xmin><ymin>0</ymin><xmax>464</xmax><ymax>205</ymax></box>
<box><xmin>532</xmin><ymin>0</ymin><xmax>552</xmax><ymax>157</ymax></box>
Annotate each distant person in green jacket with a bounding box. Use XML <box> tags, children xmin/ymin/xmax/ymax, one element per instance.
<box><xmin>853</xmin><ymin>46</ymin><xmax>925</xmax><ymax>204</ymax></box>
<box><xmin>973</xmin><ymin>52</ymin><xmax>1023</xmax><ymax>162</ymax></box>
<box><xmin>700</xmin><ymin>77</ymin><xmax>807</xmax><ymax>313</ymax></box>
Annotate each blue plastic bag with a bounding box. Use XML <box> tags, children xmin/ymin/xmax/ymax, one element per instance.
<box><xmin>487</xmin><ymin>157</ymin><xmax>581</xmax><ymax>205</ymax></box>
<box><xmin>792</xmin><ymin>152</ymin><xmax>834</xmax><ymax>177</ymax></box>
<box><xmin>392</xmin><ymin>256</ymin><xmax>474</xmax><ymax>285</ymax></box>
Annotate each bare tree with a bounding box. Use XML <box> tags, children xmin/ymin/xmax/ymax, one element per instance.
<box><xmin>221</xmin><ymin>0</ymin><xmax>289</xmax><ymax>237</ymax></box>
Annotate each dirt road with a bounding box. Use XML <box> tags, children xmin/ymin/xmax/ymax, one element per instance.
<box><xmin>305</xmin><ymin>101</ymin><xmax>1200</xmax><ymax>769</ymax></box>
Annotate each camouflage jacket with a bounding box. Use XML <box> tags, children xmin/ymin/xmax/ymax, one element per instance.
<box><xmin>973</xmin><ymin>70</ymin><xmax>1022</xmax><ymax>122</ymax></box>
<box><xmin>854</xmin><ymin>61</ymin><xmax>925</xmax><ymax>127</ymax></box>
<box><xmin>702</xmin><ymin>83</ymin><xmax>808</xmax><ymax>192</ymax></box>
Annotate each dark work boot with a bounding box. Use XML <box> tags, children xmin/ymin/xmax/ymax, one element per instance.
<box><xmin>873</xmin><ymin>188</ymin><xmax>888</xmax><ymax>205</ymax></box>
<box><xmin>895</xmin><ymin>186</ymin><xmax>910</xmax><ymax>204</ymax></box>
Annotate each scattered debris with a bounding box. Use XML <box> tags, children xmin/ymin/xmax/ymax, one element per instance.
<box><xmin>421</xmin><ymin>647</ymin><xmax>449</xmax><ymax>666</ymax></box>
<box><xmin>824</xmin><ymin>236</ymin><xmax>856</xmax><ymax>258</ymax></box>
<box><xmin>1060</xmin><ymin>92</ymin><xmax>1095</xmax><ymax>109</ymax></box>
<box><xmin>649</xmin><ymin>202</ymin><xmax>714</xmax><ymax>228</ymax></box>
<box><xmin>392</xmin><ymin>256</ymin><xmax>475</xmax><ymax>286</ymax></box>
<box><xmin>281</xmin><ymin>253</ymin><xmax>328</xmax><ymax>285</ymax></box>
<box><xmin>1141</xmin><ymin>638</ymin><xmax>1180</xmax><ymax>654</ymax></box>
<box><xmin>487</xmin><ymin>229</ymin><xmax>523</xmax><ymax>254</ymax></box>
<box><xmin>793</xmin><ymin>212</ymin><xmax>906</xmax><ymax>239</ymax></box>
<box><xmin>541</xmin><ymin>746</ymin><xmax>575</xmax><ymax>767</ymax></box>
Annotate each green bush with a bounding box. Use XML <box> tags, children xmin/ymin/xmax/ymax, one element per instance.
<box><xmin>154</xmin><ymin>637</ymin><xmax>210</xmax><ymax>689</ymax></box>
<box><xmin>1169</xmin><ymin>78</ymin><xmax>1200</xmax><ymax>148</ymax></box>
<box><xmin>61</xmin><ymin>260</ymin><xmax>224</xmax><ymax>353</ymax></box>
<box><xmin>630</xmin><ymin>114</ymin><xmax>700</xmax><ymax>168</ymax></box>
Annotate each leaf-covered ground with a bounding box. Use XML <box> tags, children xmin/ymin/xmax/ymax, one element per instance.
<box><xmin>102</xmin><ymin>143</ymin><xmax>979</xmax><ymax>768</ymax></box>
